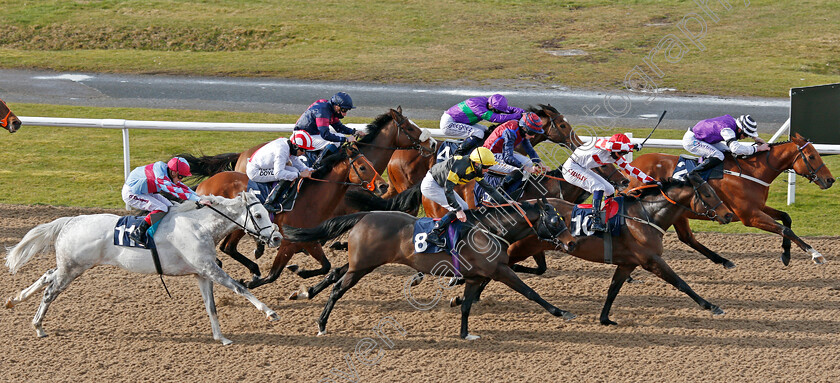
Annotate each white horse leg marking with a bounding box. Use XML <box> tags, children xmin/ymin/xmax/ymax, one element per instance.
<box><xmin>200</xmin><ymin>262</ymin><xmax>278</xmax><ymax>321</ymax></box>
<box><xmin>464</xmin><ymin>334</ymin><xmax>480</xmax><ymax>341</ymax></box>
<box><xmin>807</xmin><ymin>248</ymin><xmax>826</xmax><ymax>264</ymax></box>
<box><xmin>6</xmin><ymin>269</ymin><xmax>55</xmax><ymax>309</ymax></box>
<box><xmin>196</xmin><ymin>276</ymin><xmax>232</xmax><ymax>345</ymax></box>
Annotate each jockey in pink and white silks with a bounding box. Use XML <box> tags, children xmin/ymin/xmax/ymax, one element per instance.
<box><xmin>246</xmin><ymin>130</ymin><xmax>316</xmax><ymax>212</ymax></box>
<box><xmin>122</xmin><ymin>156</ymin><xmax>211</xmax><ymax>244</ymax></box>
<box><xmin>441</xmin><ymin>94</ymin><xmax>526</xmax><ymax>157</ymax></box>
<box><xmin>682</xmin><ymin>114</ymin><xmax>769</xmax><ymax>184</ymax></box>
<box><xmin>562</xmin><ymin>133</ymin><xmax>656</xmax><ymax>231</ymax></box>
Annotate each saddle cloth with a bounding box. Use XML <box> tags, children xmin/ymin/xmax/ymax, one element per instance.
<box><xmin>113</xmin><ymin>216</ymin><xmax>157</xmax><ymax>249</ymax></box>
<box><xmin>435</xmin><ymin>139</ymin><xmax>462</xmax><ymax>164</ymax></box>
<box><xmin>673</xmin><ymin>155</ymin><xmax>724</xmax><ymax>182</ymax></box>
<box><xmin>570</xmin><ymin>197</ymin><xmax>625</xmax><ymax>238</ymax></box>
<box><xmin>412</xmin><ymin>217</ymin><xmax>463</xmax><ymax>254</ymax></box>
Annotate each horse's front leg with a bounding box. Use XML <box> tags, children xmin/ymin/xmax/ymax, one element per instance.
<box><xmin>219</xmin><ymin>230</ymin><xmax>262</xmax><ymax>281</ymax></box>
<box><xmin>673</xmin><ymin>217</ymin><xmax>735</xmax><ymax>268</ymax></box>
<box><xmin>198</xmin><ymin>261</ymin><xmax>279</xmax><ymax>322</ymax></box>
<box><xmin>510</xmin><ymin>251</ymin><xmax>548</xmax><ymax>275</ymax></box>
<box><xmin>196</xmin><ymin>276</ymin><xmax>232</xmax><ymax>345</ymax></box>
<box><xmin>759</xmin><ymin>206</ymin><xmax>796</xmax><ymax>265</ymax></box>
<box><xmin>743</xmin><ymin>210</ymin><xmax>824</xmax><ymax>265</ymax></box>
<box><xmin>245</xmin><ymin>243</ymin><xmax>298</xmax><ymax>289</ymax></box>
<box><xmin>287</xmin><ymin>242</ymin><xmax>332</xmax><ymax>279</ymax></box>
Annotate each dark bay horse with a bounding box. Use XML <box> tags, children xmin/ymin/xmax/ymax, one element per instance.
<box><xmin>629</xmin><ymin>133</ymin><xmax>835</xmax><ymax>267</ymax></box>
<box><xmin>282</xmin><ymin>198</ymin><xmax>577</xmax><ymax>340</ymax></box>
<box><xmin>383</xmin><ymin>104</ymin><xmax>581</xmax><ymax>212</ymax></box>
<box><xmin>462</xmin><ymin>180</ymin><xmax>735</xmax><ymax>325</ymax></box>
<box><xmin>195</xmin><ymin>144</ymin><xmax>387</xmax><ymax>288</ymax></box>
<box><xmin>0</xmin><ymin>98</ymin><xmax>21</xmax><ymax>133</ymax></box>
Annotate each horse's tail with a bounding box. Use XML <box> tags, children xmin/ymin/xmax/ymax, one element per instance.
<box><xmin>177</xmin><ymin>152</ymin><xmax>240</xmax><ymax>178</ymax></box>
<box><xmin>5</xmin><ymin>217</ymin><xmax>74</xmax><ymax>274</ymax></box>
<box><xmin>283</xmin><ymin>212</ymin><xmax>372</xmax><ymax>243</ymax></box>
<box><xmin>346</xmin><ymin>184</ymin><xmax>422</xmax><ymax>212</ymax></box>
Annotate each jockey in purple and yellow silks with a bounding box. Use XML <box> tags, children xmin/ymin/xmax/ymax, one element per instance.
<box><xmin>682</xmin><ymin>114</ymin><xmax>769</xmax><ymax>184</ymax></box>
<box><xmin>294</xmin><ymin>92</ymin><xmax>366</xmax><ymax>156</ymax></box>
<box><xmin>440</xmin><ymin>94</ymin><xmax>525</xmax><ymax>156</ymax></box>
<box><xmin>122</xmin><ymin>157</ymin><xmax>211</xmax><ymax>244</ymax></box>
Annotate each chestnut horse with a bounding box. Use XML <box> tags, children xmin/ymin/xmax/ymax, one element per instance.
<box><xmin>195</xmin><ymin>144</ymin><xmax>387</xmax><ymax>288</ymax></box>
<box><xmin>459</xmin><ymin>180</ymin><xmax>735</xmax><ymax>325</ymax></box>
<box><xmin>383</xmin><ymin>104</ymin><xmax>582</xmax><ymax>213</ymax></box>
<box><xmin>1</xmin><ymin>98</ymin><xmax>21</xmax><ymax>133</ymax></box>
<box><xmin>629</xmin><ymin>133</ymin><xmax>835</xmax><ymax>267</ymax></box>
<box><xmin>282</xmin><ymin>198</ymin><xmax>577</xmax><ymax>340</ymax></box>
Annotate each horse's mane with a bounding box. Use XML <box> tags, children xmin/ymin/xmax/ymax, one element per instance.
<box><xmin>358</xmin><ymin>112</ymin><xmax>392</xmax><ymax>145</ymax></box>
<box><xmin>311</xmin><ymin>147</ymin><xmax>351</xmax><ymax>179</ymax></box>
<box><xmin>620</xmin><ymin>178</ymin><xmax>686</xmax><ymax>202</ymax></box>
<box><xmin>169</xmin><ymin>194</ymin><xmax>231</xmax><ymax>214</ymax></box>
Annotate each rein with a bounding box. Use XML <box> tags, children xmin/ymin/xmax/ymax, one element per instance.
<box><xmin>202</xmin><ymin>199</ymin><xmax>275</xmax><ymax>242</ymax></box>
<box><xmin>480</xmin><ymin>201</ymin><xmax>569</xmax><ymax>245</ymax></box>
<box><xmin>307</xmin><ymin>151</ymin><xmax>380</xmax><ymax>192</ymax></box>
<box><xmin>354</xmin><ymin>114</ymin><xmax>435</xmax><ymax>156</ymax></box>
<box><xmin>622</xmin><ymin>182</ymin><xmax>723</xmax><ymax>226</ymax></box>
<box><xmin>765</xmin><ymin>141</ymin><xmax>826</xmax><ymax>186</ymax></box>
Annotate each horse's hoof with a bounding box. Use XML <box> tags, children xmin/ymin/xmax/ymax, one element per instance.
<box><xmin>626</xmin><ymin>276</ymin><xmax>644</xmax><ymax>284</ymax></box>
<box><xmin>600</xmin><ymin>318</ymin><xmax>618</xmax><ymax>326</ymax></box>
<box><xmin>449</xmin><ymin>297</ymin><xmax>462</xmax><ymax>307</ymax></box>
<box><xmin>288</xmin><ymin>291</ymin><xmax>299</xmax><ymax>300</ymax></box>
<box><xmin>267</xmin><ymin>312</ymin><xmax>280</xmax><ymax>321</ymax></box>
<box><xmin>813</xmin><ymin>255</ymin><xmax>826</xmax><ymax>265</ymax></box>
<box><xmin>463</xmin><ymin>333</ymin><xmax>480</xmax><ymax>341</ymax></box>
<box><xmin>561</xmin><ymin>311</ymin><xmax>576</xmax><ymax>321</ymax></box>
<box><xmin>34</xmin><ymin>326</ymin><xmax>47</xmax><ymax>338</ymax></box>
<box><xmin>4</xmin><ymin>298</ymin><xmax>14</xmax><ymax>309</ymax></box>
<box><xmin>410</xmin><ymin>272</ymin><xmax>424</xmax><ymax>287</ymax></box>
<box><xmin>723</xmin><ymin>261</ymin><xmax>737</xmax><ymax>269</ymax></box>
<box><xmin>220</xmin><ymin>337</ymin><xmax>233</xmax><ymax>345</ymax></box>
<box><xmin>780</xmin><ymin>254</ymin><xmax>791</xmax><ymax>266</ymax></box>
<box><xmin>286</xmin><ymin>264</ymin><xmax>299</xmax><ymax>273</ymax></box>
<box><xmin>711</xmin><ymin>306</ymin><xmax>725</xmax><ymax>316</ymax></box>
<box><xmin>317</xmin><ymin>330</ymin><xmax>327</xmax><ymax>337</ymax></box>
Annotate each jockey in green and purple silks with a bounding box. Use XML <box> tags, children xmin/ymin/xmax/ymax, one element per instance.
<box><xmin>440</xmin><ymin>94</ymin><xmax>525</xmax><ymax>156</ymax></box>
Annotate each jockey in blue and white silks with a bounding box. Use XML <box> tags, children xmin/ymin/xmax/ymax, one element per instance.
<box><xmin>122</xmin><ymin>157</ymin><xmax>210</xmax><ymax>244</ymax></box>
<box><xmin>294</xmin><ymin>92</ymin><xmax>365</xmax><ymax>152</ymax></box>
<box><xmin>682</xmin><ymin>114</ymin><xmax>769</xmax><ymax>184</ymax></box>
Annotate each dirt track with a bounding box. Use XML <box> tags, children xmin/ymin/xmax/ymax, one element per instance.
<box><xmin>1</xmin><ymin>203</ymin><xmax>839</xmax><ymax>382</ymax></box>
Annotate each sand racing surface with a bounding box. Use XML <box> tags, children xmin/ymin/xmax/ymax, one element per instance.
<box><xmin>1</xmin><ymin>203</ymin><xmax>839</xmax><ymax>382</ymax></box>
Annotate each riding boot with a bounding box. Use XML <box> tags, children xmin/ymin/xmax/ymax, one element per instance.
<box><xmin>312</xmin><ymin>144</ymin><xmax>338</xmax><ymax>167</ymax></box>
<box><xmin>264</xmin><ymin>180</ymin><xmax>292</xmax><ymax>212</ymax></box>
<box><xmin>454</xmin><ymin>136</ymin><xmax>483</xmax><ymax>156</ymax></box>
<box><xmin>499</xmin><ymin>169</ymin><xmax>525</xmax><ymax>200</ymax></box>
<box><xmin>129</xmin><ymin>219</ymin><xmax>150</xmax><ymax>245</ymax></box>
<box><xmin>590</xmin><ymin>190</ymin><xmax>607</xmax><ymax>232</ymax></box>
<box><xmin>688</xmin><ymin>157</ymin><xmax>722</xmax><ymax>185</ymax></box>
<box><xmin>428</xmin><ymin>210</ymin><xmax>458</xmax><ymax>248</ymax></box>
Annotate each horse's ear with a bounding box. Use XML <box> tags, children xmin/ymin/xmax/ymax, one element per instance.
<box><xmin>396</xmin><ymin>105</ymin><xmax>402</xmax><ymax>114</ymax></box>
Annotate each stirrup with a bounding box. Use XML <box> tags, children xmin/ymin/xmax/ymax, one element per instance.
<box><xmin>427</xmin><ymin>232</ymin><xmax>447</xmax><ymax>248</ymax></box>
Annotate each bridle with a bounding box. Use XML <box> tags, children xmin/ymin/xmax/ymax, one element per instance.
<box><xmin>202</xmin><ymin>195</ymin><xmax>278</xmax><ymax>244</ymax></box>
<box><xmin>482</xmin><ymin>200</ymin><xmax>570</xmax><ymax>245</ymax></box>
<box><xmin>306</xmin><ymin>145</ymin><xmax>381</xmax><ymax>193</ymax></box>
<box><xmin>0</xmin><ymin>100</ymin><xmax>11</xmax><ymax>130</ymax></box>
<box><xmin>354</xmin><ymin>112</ymin><xmax>436</xmax><ymax>156</ymax></box>
<box><xmin>766</xmin><ymin>141</ymin><xmax>827</xmax><ymax>188</ymax></box>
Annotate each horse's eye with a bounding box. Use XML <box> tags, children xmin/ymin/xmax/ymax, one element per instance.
<box><xmin>360</xmin><ymin>166</ymin><xmax>367</xmax><ymax>171</ymax></box>
<box><xmin>809</xmin><ymin>155</ymin><xmax>815</xmax><ymax>160</ymax></box>
<box><xmin>255</xmin><ymin>213</ymin><xmax>262</xmax><ymax>219</ymax></box>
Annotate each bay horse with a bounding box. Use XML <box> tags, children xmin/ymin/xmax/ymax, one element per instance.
<box><xmin>383</xmin><ymin>104</ymin><xmax>582</xmax><ymax>213</ymax></box>
<box><xmin>456</xmin><ymin>179</ymin><xmax>735</xmax><ymax>325</ymax></box>
<box><xmin>0</xmin><ymin>98</ymin><xmax>22</xmax><ymax>133</ymax></box>
<box><xmin>282</xmin><ymin>198</ymin><xmax>577</xmax><ymax>340</ymax></box>
<box><xmin>195</xmin><ymin>144</ymin><xmax>387</xmax><ymax>288</ymax></box>
<box><xmin>629</xmin><ymin>133</ymin><xmax>835</xmax><ymax>267</ymax></box>
<box><xmin>4</xmin><ymin>191</ymin><xmax>283</xmax><ymax>345</ymax></box>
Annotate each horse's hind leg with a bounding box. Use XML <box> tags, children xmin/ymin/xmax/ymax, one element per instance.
<box><xmin>317</xmin><ymin>267</ymin><xmax>372</xmax><ymax>336</ymax></box>
<box><xmin>493</xmin><ymin>264</ymin><xmax>575</xmax><ymax>320</ymax></box>
<box><xmin>288</xmin><ymin>242</ymin><xmax>332</xmax><ymax>279</ymax></box>
<box><xmin>600</xmin><ymin>265</ymin><xmax>635</xmax><ymax>325</ymax></box>
<box><xmin>510</xmin><ymin>252</ymin><xmax>548</xmax><ymax>275</ymax></box>
<box><xmin>220</xmin><ymin>230</ymin><xmax>262</xmax><ymax>280</ymax></box>
<box><xmin>641</xmin><ymin>254</ymin><xmax>724</xmax><ymax>316</ymax></box>
<box><xmin>289</xmin><ymin>263</ymin><xmax>348</xmax><ymax>301</ymax></box>
<box><xmin>195</xmin><ymin>276</ymin><xmax>232</xmax><ymax>345</ymax></box>
<box><xmin>31</xmin><ymin>264</ymin><xmax>87</xmax><ymax>338</ymax></box>
<box><xmin>5</xmin><ymin>269</ymin><xmax>56</xmax><ymax>309</ymax></box>
<box><xmin>673</xmin><ymin>217</ymin><xmax>735</xmax><ymax>269</ymax></box>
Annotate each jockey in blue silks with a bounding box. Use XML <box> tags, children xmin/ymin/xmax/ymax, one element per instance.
<box><xmin>122</xmin><ymin>157</ymin><xmax>211</xmax><ymax>244</ymax></box>
<box><xmin>294</xmin><ymin>92</ymin><xmax>366</xmax><ymax>160</ymax></box>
